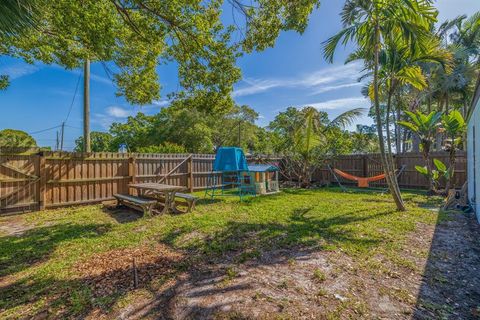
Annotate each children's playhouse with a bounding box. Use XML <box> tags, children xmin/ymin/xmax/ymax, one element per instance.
<box><xmin>205</xmin><ymin>147</ymin><xmax>280</xmax><ymax>200</ymax></box>
<box><xmin>247</xmin><ymin>164</ymin><xmax>280</xmax><ymax>195</ymax></box>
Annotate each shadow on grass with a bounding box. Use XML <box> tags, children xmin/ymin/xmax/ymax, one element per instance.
<box><xmin>160</xmin><ymin>205</ymin><xmax>391</xmax><ymax>260</ymax></box>
<box><xmin>0</xmin><ymin>223</ymin><xmax>111</xmax><ymax>277</ymax></box>
<box><xmin>102</xmin><ymin>206</ymin><xmax>144</xmax><ymax>223</ymax></box>
<box><xmin>195</xmin><ymin>198</ymin><xmax>224</xmax><ymax>206</ymax></box>
<box><xmin>413</xmin><ymin>211</ymin><xmax>480</xmax><ymax>319</ymax></box>
<box><xmin>0</xmin><ymin>198</ymin><xmax>397</xmax><ymax>319</ymax></box>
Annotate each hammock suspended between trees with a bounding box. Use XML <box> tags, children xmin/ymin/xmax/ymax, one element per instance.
<box><xmin>332</xmin><ymin>168</ymin><xmax>387</xmax><ymax>188</ymax></box>
<box><xmin>328</xmin><ymin>164</ymin><xmax>407</xmax><ymax>189</ymax></box>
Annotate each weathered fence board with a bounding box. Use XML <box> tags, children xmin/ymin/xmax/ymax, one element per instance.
<box><xmin>0</xmin><ymin>151</ymin><xmax>467</xmax><ymax>213</ymax></box>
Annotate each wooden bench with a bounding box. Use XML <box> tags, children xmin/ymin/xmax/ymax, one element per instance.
<box><xmin>114</xmin><ymin>194</ymin><xmax>157</xmax><ymax>217</ymax></box>
<box><xmin>173</xmin><ymin>193</ymin><xmax>198</xmax><ymax>213</ymax></box>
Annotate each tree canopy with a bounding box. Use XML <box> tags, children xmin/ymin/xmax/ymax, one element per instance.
<box><xmin>0</xmin><ymin>0</ymin><xmax>323</xmax><ymax>104</ymax></box>
<box><xmin>0</xmin><ymin>129</ymin><xmax>37</xmax><ymax>147</ymax></box>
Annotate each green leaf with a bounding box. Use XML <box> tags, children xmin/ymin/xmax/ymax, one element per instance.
<box><xmin>433</xmin><ymin>158</ymin><xmax>447</xmax><ymax>172</ymax></box>
<box><xmin>398</xmin><ymin>121</ymin><xmax>418</xmax><ymax>133</ymax></box>
<box><xmin>415</xmin><ymin>165</ymin><xmax>428</xmax><ymax>175</ymax></box>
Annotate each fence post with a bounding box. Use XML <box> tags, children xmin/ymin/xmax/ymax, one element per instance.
<box><xmin>129</xmin><ymin>155</ymin><xmax>136</xmax><ymax>184</ymax></box>
<box><xmin>188</xmin><ymin>154</ymin><xmax>194</xmax><ymax>193</ymax></box>
<box><xmin>38</xmin><ymin>153</ymin><xmax>46</xmax><ymax>210</ymax></box>
<box><xmin>362</xmin><ymin>154</ymin><xmax>368</xmax><ymax>177</ymax></box>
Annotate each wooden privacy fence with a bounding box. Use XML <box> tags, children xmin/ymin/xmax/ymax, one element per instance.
<box><xmin>312</xmin><ymin>151</ymin><xmax>467</xmax><ymax>189</ymax></box>
<box><xmin>0</xmin><ymin>152</ymin><xmax>218</xmax><ymax>213</ymax></box>
<box><xmin>0</xmin><ymin>151</ymin><xmax>467</xmax><ymax>213</ymax></box>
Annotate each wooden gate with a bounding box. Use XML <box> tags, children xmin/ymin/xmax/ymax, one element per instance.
<box><xmin>0</xmin><ymin>155</ymin><xmax>40</xmax><ymax>213</ymax></box>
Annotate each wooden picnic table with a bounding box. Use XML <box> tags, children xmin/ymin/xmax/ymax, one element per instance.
<box><xmin>129</xmin><ymin>183</ymin><xmax>185</xmax><ymax>214</ymax></box>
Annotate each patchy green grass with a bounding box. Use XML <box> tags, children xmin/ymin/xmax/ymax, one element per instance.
<box><xmin>0</xmin><ymin>188</ymin><xmax>442</xmax><ymax>319</ymax></box>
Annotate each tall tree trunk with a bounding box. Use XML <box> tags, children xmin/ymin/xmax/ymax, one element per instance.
<box><xmin>445</xmin><ymin>93</ymin><xmax>449</xmax><ymax>114</ymax></box>
<box><xmin>395</xmin><ymin>101</ymin><xmax>401</xmax><ymax>154</ymax></box>
<box><xmin>385</xmin><ymin>88</ymin><xmax>402</xmax><ymax>201</ymax></box>
<box><xmin>434</xmin><ymin>97</ymin><xmax>444</xmax><ymax>151</ymax></box>
<box><xmin>444</xmin><ymin>134</ymin><xmax>457</xmax><ymax>195</ymax></box>
<box><xmin>402</xmin><ymin>130</ymin><xmax>408</xmax><ymax>153</ymax></box>
<box><xmin>427</xmin><ymin>95</ymin><xmax>432</xmax><ymax>114</ymax></box>
<box><xmin>422</xmin><ymin>141</ymin><xmax>435</xmax><ymax>194</ymax></box>
<box><xmin>83</xmin><ymin>59</ymin><xmax>91</xmax><ymax>153</ymax></box>
<box><xmin>412</xmin><ymin>134</ymin><xmax>420</xmax><ymax>152</ymax></box>
<box><xmin>373</xmin><ymin>23</ymin><xmax>405</xmax><ymax>211</ymax></box>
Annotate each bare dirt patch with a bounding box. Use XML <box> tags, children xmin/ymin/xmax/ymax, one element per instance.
<box><xmin>74</xmin><ymin>243</ymin><xmax>184</xmax><ymax>297</ymax></box>
<box><xmin>413</xmin><ymin>212</ymin><xmax>480</xmax><ymax>319</ymax></box>
<box><xmin>90</xmin><ymin>211</ymin><xmax>480</xmax><ymax>319</ymax></box>
<box><xmin>0</xmin><ymin>215</ymin><xmax>33</xmax><ymax>236</ymax></box>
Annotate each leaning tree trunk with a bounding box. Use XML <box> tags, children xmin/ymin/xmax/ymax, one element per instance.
<box><xmin>395</xmin><ymin>102</ymin><xmax>401</xmax><ymax>154</ymax></box>
<box><xmin>385</xmin><ymin>87</ymin><xmax>402</xmax><ymax>199</ymax></box>
<box><xmin>373</xmin><ymin>24</ymin><xmax>405</xmax><ymax>211</ymax></box>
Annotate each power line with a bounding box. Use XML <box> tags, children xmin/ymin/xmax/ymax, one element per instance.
<box><xmin>29</xmin><ymin>125</ymin><xmax>61</xmax><ymax>135</ymax></box>
<box><xmin>64</xmin><ymin>73</ymin><xmax>82</xmax><ymax>123</ymax></box>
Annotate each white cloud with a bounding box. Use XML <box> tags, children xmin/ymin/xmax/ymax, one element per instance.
<box><xmin>309</xmin><ymin>82</ymin><xmax>363</xmax><ymax>95</ymax></box>
<box><xmin>303</xmin><ymin>96</ymin><xmax>370</xmax><ymax>111</ymax></box>
<box><xmin>0</xmin><ymin>63</ymin><xmax>40</xmax><ymax>79</ymax></box>
<box><xmin>106</xmin><ymin>106</ymin><xmax>132</xmax><ymax>118</ymax></box>
<box><xmin>92</xmin><ymin>114</ymin><xmax>115</xmax><ymax>129</ymax></box>
<box><xmin>233</xmin><ymin>62</ymin><xmax>365</xmax><ymax>97</ymax></box>
<box><xmin>152</xmin><ymin>99</ymin><xmax>170</xmax><ymax>107</ymax></box>
<box><xmin>90</xmin><ymin>73</ymin><xmax>112</xmax><ymax>85</ymax></box>
<box><xmin>233</xmin><ymin>79</ymin><xmax>285</xmax><ymax>97</ymax></box>
<box><xmin>93</xmin><ymin>106</ymin><xmax>133</xmax><ymax>129</ymax></box>
<box><xmin>70</xmin><ymin>69</ymin><xmax>112</xmax><ymax>85</ymax></box>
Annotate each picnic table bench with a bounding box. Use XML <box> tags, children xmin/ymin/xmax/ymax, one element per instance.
<box><xmin>173</xmin><ymin>193</ymin><xmax>197</xmax><ymax>213</ymax></box>
<box><xmin>137</xmin><ymin>192</ymin><xmax>198</xmax><ymax>213</ymax></box>
<box><xmin>115</xmin><ymin>183</ymin><xmax>198</xmax><ymax>216</ymax></box>
<box><xmin>114</xmin><ymin>194</ymin><xmax>157</xmax><ymax>217</ymax></box>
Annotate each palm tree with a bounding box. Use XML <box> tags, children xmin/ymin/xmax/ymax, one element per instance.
<box><xmin>398</xmin><ymin>111</ymin><xmax>442</xmax><ymax>193</ymax></box>
<box><xmin>421</xmin><ymin>13</ymin><xmax>479</xmax><ymax>118</ymax></box>
<box><xmin>0</xmin><ymin>0</ymin><xmax>38</xmax><ymax>36</ymax></box>
<box><xmin>292</xmin><ymin>107</ymin><xmax>364</xmax><ymax>187</ymax></box>
<box><xmin>441</xmin><ymin>110</ymin><xmax>466</xmax><ymax>194</ymax></box>
<box><xmin>0</xmin><ymin>0</ymin><xmax>39</xmax><ymax>90</ymax></box>
<box><xmin>323</xmin><ymin>0</ymin><xmax>437</xmax><ymax>211</ymax></box>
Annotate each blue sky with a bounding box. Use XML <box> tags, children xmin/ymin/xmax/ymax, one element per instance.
<box><xmin>0</xmin><ymin>0</ymin><xmax>479</xmax><ymax>150</ymax></box>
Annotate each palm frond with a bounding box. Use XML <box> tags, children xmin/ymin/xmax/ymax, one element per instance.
<box><xmin>0</xmin><ymin>0</ymin><xmax>38</xmax><ymax>37</ymax></box>
<box><xmin>328</xmin><ymin>108</ymin><xmax>365</xmax><ymax>130</ymax></box>
<box><xmin>322</xmin><ymin>25</ymin><xmax>357</xmax><ymax>63</ymax></box>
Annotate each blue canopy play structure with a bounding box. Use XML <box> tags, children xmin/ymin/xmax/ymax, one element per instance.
<box><xmin>213</xmin><ymin>147</ymin><xmax>249</xmax><ymax>172</ymax></box>
<box><xmin>205</xmin><ymin>147</ymin><xmax>280</xmax><ymax>200</ymax></box>
<box><xmin>205</xmin><ymin>147</ymin><xmax>255</xmax><ymax>200</ymax></box>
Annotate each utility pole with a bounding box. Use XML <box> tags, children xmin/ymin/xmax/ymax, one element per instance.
<box><xmin>55</xmin><ymin>131</ymin><xmax>59</xmax><ymax>151</ymax></box>
<box><xmin>238</xmin><ymin>120</ymin><xmax>241</xmax><ymax>147</ymax></box>
<box><xmin>83</xmin><ymin>59</ymin><xmax>91</xmax><ymax>153</ymax></box>
<box><xmin>60</xmin><ymin>122</ymin><xmax>65</xmax><ymax>151</ymax></box>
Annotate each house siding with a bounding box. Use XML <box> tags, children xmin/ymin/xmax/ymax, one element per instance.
<box><xmin>468</xmin><ymin>95</ymin><xmax>480</xmax><ymax>222</ymax></box>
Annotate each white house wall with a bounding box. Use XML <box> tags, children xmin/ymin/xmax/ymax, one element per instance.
<box><xmin>469</xmin><ymin>99</ymin><xmax>480</xmax><ymax>222</ymax></box>
<box><xmin>475</xmin><ymin>106</ymin><xmax>480</xmax><ymax>222</ymax></box>
<box><xmin>468</xmin><ymin>116</ymin><xmax>474</xmax><ymax>209</ymax></box>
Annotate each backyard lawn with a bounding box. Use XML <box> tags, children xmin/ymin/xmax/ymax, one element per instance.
<box><xmin>1</xmin><ymin>188</ymin><xmax>479</xmax><ymax>319</ymax></box>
